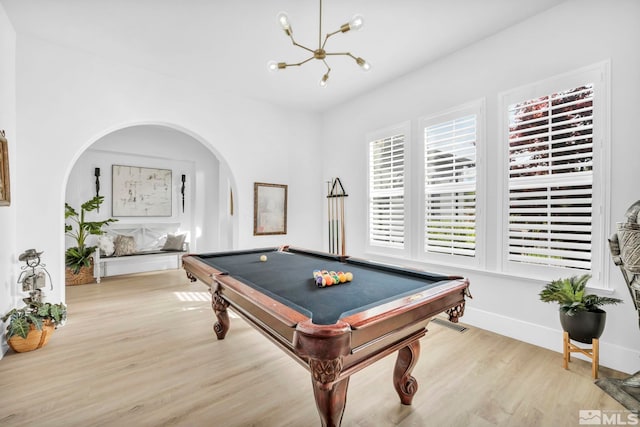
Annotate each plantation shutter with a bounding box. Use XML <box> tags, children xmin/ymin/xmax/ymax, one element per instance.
<box><xmin>424</xmin><ymin>115</ymin><xmax>477</xmax><ymax>257</ymax></box>
<box><xmin>369</xmin><ymin>134</ymin><xmax>405</xmax><ymax>248</ymax></box>
<box><xmin>507</xmin><ymin>84</ymin><xmax>594</xmax><ymax>270</ymax></box>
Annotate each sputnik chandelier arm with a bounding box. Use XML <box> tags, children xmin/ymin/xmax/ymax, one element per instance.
<box><xmin>267</xmin><ymin>0</ymin><xmax>370</xmax><ymax>87</ymax></box>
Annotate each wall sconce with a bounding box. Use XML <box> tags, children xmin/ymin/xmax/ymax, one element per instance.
<box><xmin>181</xmin><ymin>174</ymin><xmax>186</xmax><ymax>213</ymax></box>
<box><xmin>94</xmin><ymin>167</ymin><xmax>101</xmax><ymax>212</ymax></box>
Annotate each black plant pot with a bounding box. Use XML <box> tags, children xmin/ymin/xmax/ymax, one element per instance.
<box><xmin>559</xmin><ymin>309</ymin><xmax>606</xmax><ymax>344</ymax></box>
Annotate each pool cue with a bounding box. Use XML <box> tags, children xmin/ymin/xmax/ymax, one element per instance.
<box><xmin>331</xmin><ymin>180</ymin><xmax>338</xmax><ymax>254</ymax></box>
<box><xmin>331</xmin><ymin>184</ymin><xmax>340</xmax><ymax>254</ymax></box>
<box><xmin>333</xmin><ymin>181</ymin><xmax>338</xmax><ymax>254</ymax></box>
<box><xmin>327</xmin><ymin>180</ymin><xmax>332</xmax><ymax>253</ymax></box>
<box><xmin>328</xmin><ymin>178</ymin><xmax>334</xmax><ymax>254</ymax></box>
<box><xmin>334</xmin><ymin>179</ymin><xmax>339</xmax><ymax>255</ymax></box>
<box><xmin>331</xmin><ymin>182</ymin><xmax>335</xmax><ymax>254</ymax></box>
<box><xmin>336</xmin><ymin>195</ymin><xmax>340</xmax><ymax>253</ymax></box>
<box><xmin>340</xmin><ymin>191</ymin><xmax>346</xmax><ymax>256</ymax></box>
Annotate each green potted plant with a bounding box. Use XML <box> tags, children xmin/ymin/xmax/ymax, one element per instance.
<box><xmin>539</xmin><ymin>274</ymin><xmax>623</xmax><ymax>343</ymax></box>
<box><xmin>2</xmin><ymin>301</ymin><xmax>67</xmax><ymax>352</ymax></box>
<box><xmin>65</xmin><ymin>195</ymin><xmax>117</xmax><ymax>285</ymax></box>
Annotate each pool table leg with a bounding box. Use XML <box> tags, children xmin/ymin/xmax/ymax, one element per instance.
<box><xmin>210</xmin><ymin>288</ymin><xmax>230</xmax><ymax>339</ymax></box>
<box><xmin>393</xmin><ymin>340</ymin><xmax>420</xmax><ymax>405</ymax></box>
<box><xmin>296</xmin><ymin>320</ymin><xmax>352</xmax><ymax>427</ymax></box>
<box><xmin>310</xmin><ymin>369</ymin><xmax>350</xmax><ymax>427</ymax></box>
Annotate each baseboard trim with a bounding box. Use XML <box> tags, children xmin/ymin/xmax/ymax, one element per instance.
<box><xmin>461</xmin><ymin>306</ymin><xmax>639</xmax><ymax>375</ymax></box>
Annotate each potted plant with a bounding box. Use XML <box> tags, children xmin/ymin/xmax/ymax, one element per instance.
<box><xmin>539</xmin><ymin>274</ymin><xmax>623</xmax><ymax>343</ymax></box>
<box><xmin>65</xmin><ymin>195</ymin><xmax>117</xmax><ymax>285</ymax></box>
<box><xmin>2</xmin><ymin>301</ymin><xmax>67</xmax><ymax>352</ymax></box>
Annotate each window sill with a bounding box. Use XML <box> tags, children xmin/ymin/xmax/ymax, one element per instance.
<box><xmin>361</xmin><ymin>251</ymin><xmax>616</xmax><ymax>294</ymax></box>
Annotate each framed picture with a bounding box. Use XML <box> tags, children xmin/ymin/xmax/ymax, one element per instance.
<box><xmin>254</xmin><ymin>182</ymin><xmax>287</xmax><ymax>235</ymax></box>
<box><xmin>112</xmin><ymin>165</ymin><xmax>172</xmax><ymax>217</ymax></box>
<box><xmin>0</xmin><ymin>131</ymin><xmax>10</xmax><ymax>207</ymax></box>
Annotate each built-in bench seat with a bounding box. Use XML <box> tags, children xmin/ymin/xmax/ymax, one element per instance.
<box><xmin>93</xmin><ymin>223</ymin><xmax>189</xmax><ymax>283</ymax></box>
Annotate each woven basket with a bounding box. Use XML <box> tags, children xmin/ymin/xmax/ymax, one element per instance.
<box><xmin>65</xmin><ymin>260</ymin><xmax>94</xmax><ymax>286</ymax></box>
<box><xmin>7</xmin><ymin>320</ymin><xmax>55</xmax><ymax>353</ymax></box>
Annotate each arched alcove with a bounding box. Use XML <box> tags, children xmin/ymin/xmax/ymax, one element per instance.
<box><xmin>64</xmin><ymin>123</ymin><xmax>236</xmax><ymax>279</ymax></box>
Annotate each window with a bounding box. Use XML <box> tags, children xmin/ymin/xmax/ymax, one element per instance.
<box><xmin>423</xmin><ymin>113</ymin><xmax>478</xmax><ymax>258</ymax></box>
<box><xmin>367</xmin><ymin>125</ymin><xmax>408</xmax><ymax>252</ymax></box>
<box><xmin>502</xmin><ymin>62</ymin><xmax>609</xmax><ymax>279</ymax></box>
<box><xmin>508</xmin><ymin>85</ymin><xmax>593</xmax><ymax>270</ymax></box>
<box><xmin>361</xmin><ymin>63</ymin><xmax>607</xmax><ymax>284</ymax></box>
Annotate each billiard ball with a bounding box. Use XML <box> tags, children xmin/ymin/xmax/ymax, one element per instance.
<box><xmin>260</xmin><ymin>255</ymin><xmax>267</xmax><ymax>262</ymax></box>
<box><xmin>345</xmin><ymin>272</ymin><xmax>353</xmax><ymax>281</ymax></box>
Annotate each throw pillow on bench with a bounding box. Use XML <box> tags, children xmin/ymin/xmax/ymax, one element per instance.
<box><xmin>98</xmin><ymin>233</ymin><xmax>187</xmax><ymax>257</ymax></box>
<box><xmin>162</xmin><ymin>233</ymin><xmax>187</xmax><ymax>251</ymax></box>
<box><xmin>113</xmin><ymin>235</ymin><xmax>137</xmax><ymax>256</ymax></box>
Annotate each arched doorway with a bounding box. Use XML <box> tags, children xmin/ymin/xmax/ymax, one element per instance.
<box><xmin>64</xmin><ymin>123</ymin><xmax>236</xmax><ymax>280</ymax></box>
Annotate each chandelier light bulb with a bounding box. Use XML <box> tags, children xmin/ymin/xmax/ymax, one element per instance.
<box><xmin>319</xmin><ymin>74</ymin><xmax>329</xmax><ymax>88</ymax></box>
<box><xmin>349</xmin><ymin>14</ymin><xmax>364</xmax><ymax>31</ymax></box>
<box><xmin>356</xmin><ymin>57</ymin><xmax>371</xmax><ymax>71</ymax></box>
<box><xmin>277</xmin><ymin>12</ymin><xmax>292</xmax><ymax>33</ymax></box>
<box><xmin>267</xmin><ymin>61</ymin><xmax>287</xmax><ymax>71</ymax></box>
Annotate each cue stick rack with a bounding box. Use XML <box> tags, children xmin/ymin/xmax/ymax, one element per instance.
<box><xmin>326</xmin><ymin>177</ymin><xmax>348</xmax><ymax>256</ymax></box>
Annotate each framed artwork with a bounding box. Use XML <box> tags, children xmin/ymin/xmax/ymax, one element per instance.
<box><xmin>0</xmin><ymin>131</ymin><xmax>10</xmax><ymax>207</ymax></box>
<box><xmin>254</xmin><ymin>182</ymin><xmax>287</xmax><ymax>235</ymax></box>
<box><xmin>112</xmin><ymin>165</ymin><xmax>172</xmax><ymax>217</ymax></box>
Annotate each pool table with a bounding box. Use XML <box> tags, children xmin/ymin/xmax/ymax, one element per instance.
<box><xmin>182</xmin><ymin>246</ymin><xmax>471</xmax><ymax>427</ymax></box>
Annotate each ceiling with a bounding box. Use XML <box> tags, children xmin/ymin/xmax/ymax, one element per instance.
<box><xmin>1</xmin><ymin>0</ymin><xmax>567</xmax><ymax>113</ymax></box>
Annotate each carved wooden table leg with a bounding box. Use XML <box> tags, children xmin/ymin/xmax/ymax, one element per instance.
<box><xmin>309</xmin><ymin>358</ymin><xmax>349</xmax><ymax>427</ymax></box>
<box><xmin>295</xmin><ymin>320</ymin><xmax>352</xmax><ymax>427</ymax></box>
<box><xmin>393</xmin><ymin>340</ymin><xmax>420</xmax><ymax>405</ymax></box>
<box><xmin>211</xmin><ymin>288</ymin><xmax>230</xmax><ymax>339</ymax></box>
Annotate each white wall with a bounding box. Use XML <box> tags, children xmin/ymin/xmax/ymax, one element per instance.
<box><xmin>0</xmin><ymin>3</ymin><xmax>17</xmax><ymax>359</ymax></box>
<box><xmin>322</xmin><ymin>0</ymin><xmax>640</xmax><ymax>373</ymax></box>
<box><xmin>13</xmin><ymin>33</ymin><xmax>323</xmax><ymax>305</ymax></box>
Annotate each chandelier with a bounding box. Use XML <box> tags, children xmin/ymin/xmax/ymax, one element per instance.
<box><xmin>267</xmin><ymin>0</ymin><xmax>370</xmax><ymax>87</ymax></box>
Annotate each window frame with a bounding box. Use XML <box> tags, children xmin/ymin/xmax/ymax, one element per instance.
<box><xmin>365</xmin><ymin>121</ymin><xmax>412</xmax><ymax>258</ymax></box>
<box><xmin>498</xmin><ymin>61</ymin><xmax>610</xmax><ymax>287</ymax></box>
<box><xmin>417</xmin><ymin>100</ymin><xmax>485</xmax><ymax>268</ymax></box>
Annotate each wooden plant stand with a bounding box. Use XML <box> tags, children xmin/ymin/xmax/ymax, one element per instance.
<box><xmin>563</xmin><ymin>331</ymin><xmax>599</xmax><ymax>379</ymax></box>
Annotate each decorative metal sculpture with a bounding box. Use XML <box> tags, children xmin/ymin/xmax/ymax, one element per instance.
<box><xmin>599</xmin><ymin>201</ymin><xmax>640</xmax><ymax>410</ymax></box>
<box><xmin>610</xmin><ymin>200</ymin><xmax>640</xmax><ymax>329</ymax></box>
<box><xmin>17</xmin><ymin>248</ymin><xmax>52</xmax><ymax>304</ymax></box>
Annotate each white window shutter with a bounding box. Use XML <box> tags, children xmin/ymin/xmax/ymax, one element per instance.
<box><xmin>369</xmin><ymin>134</ymin><xmax>405</xmax><ymax>248</ymax></box>
<box><xmin>424</xmin><ymin>115</ymin><xmax>477</xmax><ymax>257</ymax></box>
<box><xmin>507</xmin><ymin>84</ymin><xmax>594</xmax><ymax>270</ymax></box>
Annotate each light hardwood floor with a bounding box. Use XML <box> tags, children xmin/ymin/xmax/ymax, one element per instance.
<box><xmin>0</xmin><ymin>270</ymin><xmax>628</xmax><ymax>426</ymax></box>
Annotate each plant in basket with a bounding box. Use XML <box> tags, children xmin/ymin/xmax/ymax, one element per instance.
<box><xmin>2</xmin><ymin>301</ymin><xmax>67</xmax><ymax>352</ymax></box>
<box><xmin>65</xmin><ymin>195</ymin><xmax>117</xmax><ymax>284</ymax></box>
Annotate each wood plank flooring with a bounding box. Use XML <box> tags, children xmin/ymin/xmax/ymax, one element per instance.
<box><xmin>0</xmin><ymin>270</ymin><xmax>628</xmax><ymax>426</ymax></box>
